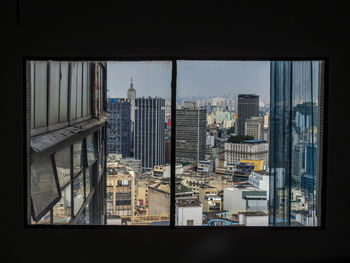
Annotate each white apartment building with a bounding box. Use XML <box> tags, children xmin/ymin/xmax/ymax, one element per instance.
<box><xmin>176</xmin><ymin>199</ymin><xmax>203</xmax><ymax>226</ymax></box>
<box><xmin>248</xmin><ymin>170</ymin><xmax>270</xmax><ymax>199</ymax></box>
<box><xmin>224</xmin><ymin>140</ymin><xmax>268</xmax><ymax>166</ymax></box>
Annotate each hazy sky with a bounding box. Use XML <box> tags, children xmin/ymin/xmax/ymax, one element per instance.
<box><xmin>107</xmin><ymin>61</ymin><xmax>270</xmax><ymax>103</ymax></box>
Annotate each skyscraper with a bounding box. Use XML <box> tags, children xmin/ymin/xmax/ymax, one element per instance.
<box><xmin>237</xmin><ymin>94</ymin><xmax>259</xmax><ymax>135</ymax></box>
<box><xmin>127</xmin><ymin>78</ymin><xmax>136</xmax><ymax>157</ymax></box>
<box><xmin>107</xmin><ymin>98</ymin><xmax>131</xmax><ymax>157</ymax></box>
<box><xmin>245</xmin><ymin>116</ymin><xmax>264</xmax><ymax>140</ymax></box>
<box><xmin>176</xmin><ymin>102</ymin><xmax>206</xmax><ymax>165</ymax></box>
<box><xmin>269</xmin><ymin>61</ymin><xmax>323</xmax><ymax>226</ymax></box>
<box><xmin>134</xmin><ymin>97</ymin><xmax>165</xmax><ymax>170</ymax></box>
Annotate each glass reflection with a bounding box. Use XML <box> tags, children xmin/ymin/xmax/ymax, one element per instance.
<box><xmin>53</xmin><ymin>184</ymin><xmax>72</xmax><ymax>224</ymax></box>
<box><xmin>73</xmin><ymin>141</ymin><xmax>83</xmax><ymax>175</ymax></box>
<box><xmin>54</xmin><ymin>147</ymin><xmax>71</xmax><ymax>188</ymax></box>
<box><xmin>86</xmin><ymin>134</ymin><xmax>96</xmax><ymax>167</ymax></box>
<box><xmin>73</xmin><ymin>172</ymin><xmax>84</xmax><ymax>216</ymax></box>
<box><xmin>31</xmin><ymin>157</ymin><xmax>59</xmax><ymax>220</ymax></box>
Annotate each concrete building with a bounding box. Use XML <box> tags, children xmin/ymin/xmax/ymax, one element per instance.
<box><xmin>248</xmin><ymin>170</ymin><xmax>270</xmax><ymax>199</ymax></box>
<box><xmin>197</xmin><ymin>160</ymin><xmax>213</xmax><ymax>174</ymax></box>
<box><xmin>106</xmin><ymin>164</ymin><xmax>135</xmax><ymax>222</ymax></box>
<box><xmin>120</xmin><ymin>157</ymin><xmax>142</xmax><ymax>173</ymax></box>
<box><xmin>223</xmin><ymin>183</ymin><xmax>268</xmax><ymax>213</ymax></box>
<box><xmin>176</xmin><ymin>199</ymin><xmax>203</xmax><ymax>226</ymax></box>
<box><xmin>153</xmin><ymin>165</ymin><xmax>171</xmax><ymax>178</ymax></box>
<box><xmin>238</xmin><ymin>211</ymin><xmax>268</xmax><ymax>226</ymax></box>
<box><xmin>237</xmin><ymin>94</ymin><xmax>259</xmax><ymax>135</ymax></box>
<box><xmin>224</xmin><ymin>140</ymin><xmax>268</xmax><ymax>167</ymax></box>
<box><xmin>134</xmin><ymin>97</ymin><xmax>165</xmax><ymax>170</ymax></box>
<box><xmin>107</xmin><ymin>98</ymin><xmax>131</xmax><ymax>157</ymax></box>
<box><xmin>176</xmin><ymin>102</ymin><xmax>206</xmax><ymax>165</ymax></box>
<box><xmin>245</xmin><ymin>116</ymin><xmax>264</xmax><ymax>140</ymax></box>
<box><xmin>147</xmin><ymin>186</ymin><xmax>170</xmax><ymax>217</ymax></box>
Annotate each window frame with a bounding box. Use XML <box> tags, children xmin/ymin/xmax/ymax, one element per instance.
<box><xmin>25</xmin><ymin>58</ymin><xmax>327</xmax><ymax>229</ymax></box>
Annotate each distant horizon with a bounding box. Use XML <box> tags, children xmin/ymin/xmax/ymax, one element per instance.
<box><xmin>107</xmin><ymin>60</ymin><xmax>270</xmax><ymax>104</ymax></box>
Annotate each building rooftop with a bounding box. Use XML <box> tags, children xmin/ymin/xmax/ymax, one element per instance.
<box><xmin>238</xmin><ymin>211</ymin><xmax>267</xmax><ymax>216</ymax></box>
<box><xmin>253</xmin><ymin>170</ymin><xmax>269</xmax><ymax>175</ymax></box>
<box><xmin>243</xmin><ymin>140</ymin><xmax>267</xmax><ymax>143</ymax></box>
<box><xmin>176</xmin><ymin>198</ymin><xmax>201</xmax><ymax>207</ymax></box>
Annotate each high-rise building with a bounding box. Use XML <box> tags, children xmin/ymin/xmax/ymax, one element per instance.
<box><xmin>127</xmin><ymin>78</ymin><xmax>136</xmax><ymax>157</ymax></box>
<box><xmin>176</xmin><ymin>102</ymin><xmax>206</xmax><ymax>165</ymax></box>
<box><xmin>107</xmin><ymin>98</ymin><xmax>131</xmax><ymax>157</ymax></box>
<box><xmin>134</xmin><ymin>97</ymin><xmax>165</xmax><ymax>170</ymax></box>
<box><xmin>237</xmin><ymin>94</ymin><xmax>259</xmax><ymax>135</ymax></box>
<box><xmin>269</xmin><ymin>61</ymin><xmax>324</xmax><ymax>226</ymax></box>
<box><xmin>27</xmin><ymin>61</ymin><xmax>108</xmax><ymax>225</ymax></box>
<box><xmin>245</xmin><ymin>116</ymin><xmax>264</xmax><ymax>140</ymax></box>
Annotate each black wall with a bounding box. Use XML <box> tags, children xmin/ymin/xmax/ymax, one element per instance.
<box><xmin>4</xmin><ymin>1</ymin><xmax>350</xmax><ymax>262</ymax></box>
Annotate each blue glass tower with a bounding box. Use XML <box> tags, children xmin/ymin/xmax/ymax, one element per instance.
<box><xmin>269</xmin><ymin>61</ymin><xmax>323</xmax><ymax>226</ymax></box>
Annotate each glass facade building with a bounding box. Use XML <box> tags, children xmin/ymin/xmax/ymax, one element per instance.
<box><xmin>269</xmin><ymin>61</ymin><xmax>324</xmax><ymax>226</ymax></box>
<box><xmin>27</xmin><ymin>61</ymin><xmax>108</xmax><ymax>225</ymax></box>
<box><xmin>106</xmin><ymin>98</ymin><xmax>131</xmax><ymax>157</ymax></box>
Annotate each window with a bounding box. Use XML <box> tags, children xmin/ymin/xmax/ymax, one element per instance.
<box><xmin>31</xmin><ymin>156</ymin><xmax>60</xmax><ymax>222</ymax></box>
<box><xmin>73</xmin><ymin>172</ymin><xmax>84</xmax><ymax>216</ymax></box>
<box><xmin>54</xmin><ymin>147</ymin><xmax>71</xmax><ymax>188</ymax></box>
<box><xmin>27</xmin><ymin>59</ymin><xmax>325</xmax><ymax>227</ymax></box>
<box><xmin>187</xmin><ymin>220</ymin><xmax>194</xmax><ymax>226</ymax></box>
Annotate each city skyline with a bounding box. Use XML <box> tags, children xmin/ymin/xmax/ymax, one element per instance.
<box><xmin>107</xmin><ymin>61</ymin><xmax>270</xmax><ymax>104</ymax></box>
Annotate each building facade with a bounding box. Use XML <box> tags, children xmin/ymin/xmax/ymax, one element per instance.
<box><xmin>269</xmin><ymin>61</ymin><xmax>324</xmax><ymax>226</ymax></box>
<box><xmin>245</xmin><ymin>116</ymin><xmax>264</xmax><ymax>140</ymax></box>
<box><xmin>106</xmin><ymin>98</ymin><xmax>131</xmax><ymax>157</ymax></box>
<box><xmin>224</xmin><ymin>140</ymin><xmax>269</xmax><ymax>167</ymax></box>
<box><xmin>176</xmin><ymin>102</ymin><xmax>206</xmax><ymax>165</ymax></box>
<box><xmin>237</xmin><ymin>94</ymin><xmax>259</xmax><ymax>135</ymax></box>
<box><xmin>134</xmin><ymin>97</ymin><xmax>165</xmax><ymax>170</ymax></box>
<box><xmin>27</xmin><ymin>61</ymin><xmax>108</xmax><ymax>225</ymax></box>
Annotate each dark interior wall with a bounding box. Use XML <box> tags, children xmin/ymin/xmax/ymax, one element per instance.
<box><xmin>4</xmin><ymin>1</ymin><xmax>350</xmax><ymax>262</ymax></box>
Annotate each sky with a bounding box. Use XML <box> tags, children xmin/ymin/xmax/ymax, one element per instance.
<box><xmin>107</xmin><ymin>61</ymin><xmax>270</xmax><ymax>104</ymax></box>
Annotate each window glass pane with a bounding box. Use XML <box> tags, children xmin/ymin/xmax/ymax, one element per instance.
<box><xmin>59</xmin><ymin>62</ymin><xmax>69</xmax><ymax>123</ymax></box>
<box><xmin>32</xmin><ymin>210</ymin><xmax>51</xmax><ymax>225</ymax></box>
<box><xmin>86</xmin><ymin>134</ymin><xmax>97</xmax><ymax>166</ymax></box>
<box><xmin>73</xmin><ymin>141</ymin><xmax>83</xmax><ymax>175</ymax></box>
<box><xmin>34</xmin><ymin>61</ymin><xmax>48</xmax><ymax>128</ymax></box>
<box><xmin>53</xmin><ymin>184</ymin><xmax>71</xmax><ymax>224</ymax></box>
<box><xmin>70</xmin><ymin>62</ymin><xmax>77</xmax><ymax>121</ymax></box>
<box><xmin>31</xmin><ymin>157</ymin><xmax>59</xmax><ymax>220</ymax></box>
<box><xmin>30</xmin><ymin>61</ymin><xmax>34</xmax><ymax>129</ymax></box>
<box><xmin>82</xmin><ymin>62</ymin><xmax>89</xmax><ymax>117</ymax></box>
<box><xmin>84</xmin><ymin>202</ymin><xmax>90</xmax><ymax>224</ymax></box>
<box><xmin>85</xmin><ymin>168</ymin><xmax>92</xmax><ymax>197</ymax></box>
<box><xmin>77</xmin><ymin>62</ymin><xmax>83</xmax><ymax>119</ymax></box>
<box><xmin>73</xmin><ymin>172</ymin><xmax>84</xmax><ymax>216</ymax></box>
<box><xmin>54</xmin><ymin>147</ymin><xmax>71</xmax><ymax>188</ymax></box>
<box><xmin>106</xmin><ymin>61</ymin><xmax>171</xmax><ymax>225</ymax></box>
<box><xmin>48</xmin><ymin>61</ymin><xmax>60</xmax><ymax>126</ymax></box>
<box><xmin>87</xmin><ymin>62</ymin><xmax>91</xmax><ymax>115</ymax></box>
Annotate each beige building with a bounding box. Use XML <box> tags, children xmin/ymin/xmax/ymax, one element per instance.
<box><xmin>106</xmin><ymin>163</ymin><xmax>135</xmax><ymax>222</ymax></box>
<box><xmin>245</xmin><ymin>116</ymin><xmax>264</xmax><ymax>140</ymax></box>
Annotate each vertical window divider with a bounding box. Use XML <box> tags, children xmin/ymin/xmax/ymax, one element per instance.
<box><xmin>70</xmin><ymin>144</ymin><xmax>74</xmax><ymax>219</ymax></box>
<box><xmin>170</xmin><ymin>59</ymin><xmax>177</xmax><ymax>228</ymax></box>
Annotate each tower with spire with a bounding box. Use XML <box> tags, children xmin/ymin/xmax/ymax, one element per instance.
<box><xmin>127</xmin><ymin>78</ymin><xmax>136</xmax><ymax>99</ymax></box>
<box><xmin>127</xmin><ymin>78</ymin><xmax>136</xmax><ymax>158</ymax></box>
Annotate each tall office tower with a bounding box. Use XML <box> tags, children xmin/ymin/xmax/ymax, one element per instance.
<box><xmin>237</xmin><ymin>94</ymin><xmax>259</xmax><ymax>135</ymax></box>
<box><xmin>134</xmin><ymin>97</ymin><xmax>165</xmax><ymax>170</ymax></box>
<box><xmin>245</xmin><ymin>116</ymin><xmax>264</xmax><ymax>140</ymax></box>
<box><xmin>176</xmin><ymin>102</ymin><xmax>206</xmax><ymax>165</ymax></box>
<box><xmin>107</xmin><ymin>98</ymin><xmax>131</xmax><ymax>157</ymax></box>
<box><xmin>127</xmin><ymin>78</ymin><xmax>136</xmax><ymax>157</ymax></box>
<box><xmin>269</xmin><ymin>61</ymin><xmax>323</xmax><ymax>226</ymax></box>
